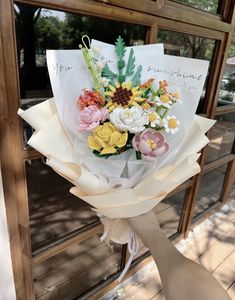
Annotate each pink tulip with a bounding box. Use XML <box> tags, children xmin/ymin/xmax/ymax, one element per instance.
<box><xmin>132</xmin><ymin>128</ymin><xmax>169</xmax><ymax>161</ymax></box>
<box><xmin>78</xmin><ymin>105</ymin><xmax>109</xmax><ymax>131</ymax></box>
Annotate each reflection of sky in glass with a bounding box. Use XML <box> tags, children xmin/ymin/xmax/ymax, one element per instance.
<box><xmin>41</xmin><ymin>8</ymin><xmax>65</xmax><ymax>20</ymax></box>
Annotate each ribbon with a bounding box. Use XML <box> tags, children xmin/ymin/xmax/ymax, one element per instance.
<box><xmin>118</xmin><ymin>231</ymin><xmax>140</xmax><ymax>281</ymax></box>
<box><xmin>98</xmin><ymin>214</ymin><xmax>140</xmax><ymax>281</ymax></box>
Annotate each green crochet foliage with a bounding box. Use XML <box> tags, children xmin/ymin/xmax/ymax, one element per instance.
<box><xmin>101</xmin><ymin>64</ymin><xmax>117</xmax><ymax>80</ymax></box>
<box><xmin>125</xmin><ymin>48</ymin><xmax>135</xmax><ymax>77</ymax></box>
<box><xmin>115</xmin><ymin>36</ymin><xmax>126</xmax><ymax>59</ymax></box>
<box><xmin>132</xmin><ymin>65</ymin><xmax>142</xmax><ymax>86</ymax></box>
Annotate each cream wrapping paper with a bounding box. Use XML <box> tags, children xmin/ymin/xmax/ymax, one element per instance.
<box><xmin>18</xmin><ymin>98</ymin><xmax>215</xmax><ymax>244</ymax></box>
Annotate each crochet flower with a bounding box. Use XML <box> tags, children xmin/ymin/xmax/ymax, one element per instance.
<box><xmin>88</xmin><ymin>122</ymin><xmax>128</xmax><ymax>155</ymax></box>
<box><xmin>78</xmin><ymin>105</ymin><xmax>109</xmax><ymax>131</ymax></box>
<box><xmin>109</xmin><ymin>106</ymin><xmax>148</xmax><ymax>134</ymax></box>
<box><xmin>105</xmin><ymin>82</ymin><xmax>144</xmax><ymax>112</ymax></box>
<box><xmin>146</xmin><ymin>111</ymin><xmax>162</xmax><ymax>128</ymax></box>
<box><xmin>169</xmin><ymin>92</ymin><xmax>182</xmax><ymax>103</ymax></box>
<box><xmin>132</xmin><ymin>129</ymin><xmax>169</xmax><ymax>161</ymax></box>
<box><xmin>163</xmin><ymin>115</ymin><xmax>180</xmax><ymax>134</ymax></box>
<box><xmin>139</xmin><ymin>78</ymin><xmax>154</xmax><ymax>89</ymax></box>
<box><xmin>155</xmin><ymin>94</ymin><xmax>173</xmax><ymax>108</ymax></box>
<box><xmin>79</xmin><ymin>89</ymin><xmax>105</xmax><ymax>109</ymax></box>
<box><xmin>158</xmin><ymin>80</ymin><xmax>168</xmax><ymax>94</ymax></box>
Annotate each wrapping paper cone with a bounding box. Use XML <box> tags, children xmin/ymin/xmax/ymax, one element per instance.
<box><xmin>18</xmin><ymin>98</ymin><xmax>215</xmax><ymax>244</ymax></box>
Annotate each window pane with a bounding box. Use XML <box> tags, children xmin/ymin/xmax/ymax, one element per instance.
<box><xmin>172</xmin><ymin>0</ymin><xmax>219</xmax><ymax>14</ymax></box>
<box><xmin>205</xmin><ymin>113</ymin><xmax>235</xmax><ymax>164</ymax></box>
<box><xmin>157</xmin><ymin>29</ymin><xmax>216</xmax><ymax>113</ymax></box>
<box><xmin>26</xmin><ymin>158</ymin><xmax>99</xmax><ymax>251</ymax></box>
<box><xmin>34</xmin><ymin>235</ymin><xmax>122</xmax><ymax>299</ymax></box>
<box><xmin>217</xmin><ymin>30</ymin><xmax>235</xmax><ymax>107</ymax></box>
<box><xmin>15</xmin><ymin>4</ymin><xmax>147</xmax><ymax>146</ymax></box>
<box><xmin>193</xmin><ymin>165</ymin><xmax>227</xmax><ymax>218</ymax></box>
<box><xmin>154</xmin><ymin>190</ymin><xmax>185</xmax><ymax>237</ymax></box>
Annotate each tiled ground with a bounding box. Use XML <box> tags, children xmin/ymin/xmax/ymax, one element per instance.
<box><xmin>101</xmin><ymin>200</ymin><xmax>235</xmax><ymax>300</ymax></box>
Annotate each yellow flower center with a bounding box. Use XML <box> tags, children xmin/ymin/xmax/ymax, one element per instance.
<box><xmin>172</xmin><ymin>92</ymin><xmax>179</xmax><ymax>99</ymax></box>
<box><xmin>160</xmin><ymin>95</ymin><xmax>170</xmax><ymax>103</ymax></box>
<box><xmin>124</xmin><ymin>110</ymin><xmax>132</xmax><ymax>119</ymax></box>
<box><xmin>168</xmin><ymin>118</ymin><xmax>177</xmax><ymax>129</ymax></box>
<box><xmin>142</xmin><ymin>103</ymin><xmax>151</xmax><ymax>110</ymax></box>
<box><xmin>148</xmin><ymin>113</ymin><xmax>157</xmax><ymax>122</ymax></box>
<box><xmin>146</xmin><ymin>139</ymin><xmax>157</xmax><ymax>150</ymax></box>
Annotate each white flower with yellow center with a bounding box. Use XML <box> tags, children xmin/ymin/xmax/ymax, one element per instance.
<box><xmin>169</xmin><ymin>92</ymin><xmax>182</xmax><ymax>104</ymax></box>
<box><xmin>146</xmin><ymin>111</ymin><xmax>162</xmax><ymax>128</ymax></box>
<box><xmin>163</xmin><ymin>115</ymin><xmax>180</xmax><ymax>134</ymax></box>
<box><xmin>155</xmin><ymin>94</ymin><xmax>173</xmax><ymax>108</ymax></box>
<box><xmin>109</xmin><ymin>106</ymin><xmax>148</xmax><ymax>134</ymax></box>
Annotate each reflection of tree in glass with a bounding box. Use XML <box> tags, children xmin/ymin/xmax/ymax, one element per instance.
<box><xmin>157</xmin><ymin>30</ymin><xmax>214</xmax><ymax>60</ymax></box>
<box><xmin>220</xmin><ymin>30</ymin><xmax>235</xmax><ymax>104</ymax></box>
<box><xmin>222</xmin><ymin>76</ymin><xmax>235</xmax><ymax>102</ymax></box>
<box><xmin>15</xmin><ymin>5</ymin><xmax>41</xmax><ymax>72</ymax></box>
<box><xmin>61</xmin><ymin>14</ymin><xmax>146</xmax><ymax>48</ymax></box>
<box><xmin>228</xmin><ymin>30</ymin><xmax>235</xmax><ymax>58</ymax></box>
<box><xmin>35</xmin><ymin>16</ymin><xmax>63</xmax><ymax>51</ymax></box>
<box><xmin>173</xmin><ymin>0</ymin><xmax>218</xmax><ymax>14</ymax></box>
<box><xmin>15</xmin><ymin>5</ymin><xmax>147</xmax><ymax>98</ymax></box>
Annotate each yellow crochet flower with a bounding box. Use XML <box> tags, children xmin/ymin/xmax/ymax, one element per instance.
<box><xmin>88</xmin><ymin>122</ymin><xmax>128</xmax><ymax>155</ymax></box>
<box><xmin>105</xmin><ymin>82</ymin><xmax>144</xmax><ymax>112</ymax></box>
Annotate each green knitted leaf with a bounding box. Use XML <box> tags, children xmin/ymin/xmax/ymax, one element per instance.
<box><xmin>115</xmin><ymin>36</ymin><xmax>126</xmax><ymax>59</ymax></box>
<box><xmin>101</xmin><ymin>64</ymin><xmax>117</xmax><ymax>80</ymax></box>
<box><xmin>132</xmin><ymin>65</ymin><xmax>142</xmax><ymax>86</ymax></box>
<box><xmin>125</xmin><ymin>48</ymin><xmax>135</xmax><ymax>77</ymax></box>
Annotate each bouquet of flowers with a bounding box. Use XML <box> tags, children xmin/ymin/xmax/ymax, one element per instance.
<box><xmin>18</xmin><ymin>36</ymin><xmax>215</xmax><ymax>280</ymax></box>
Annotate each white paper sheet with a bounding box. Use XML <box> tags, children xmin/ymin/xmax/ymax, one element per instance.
<box><xmin>46</xmin><ymin>41</ymin><xmax>209</xmax><ymax>189</ymax></box>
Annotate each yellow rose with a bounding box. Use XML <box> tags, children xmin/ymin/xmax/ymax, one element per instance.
<box><xmin>95</xmin><ymin>122</ymin><xmax>114</xmax><ymax>142</ymax></box>
<box><xmin>88</xmin><ymin>122</ymin><xmax>128</xmax><ymax>155</ymax></box>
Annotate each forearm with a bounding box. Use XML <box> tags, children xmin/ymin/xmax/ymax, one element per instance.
<box><xmin>128</xmin><ymin>212</ymin><xmax>185</xmax><ymax>280</ymax></box>
<box><xmin>148</xmin><ymin>233</ymin><xmax>184</xmax><ymax>272</ymax></box>
<box><xmin>128</xmin><ymin>212</ymin><xmax>232</xmax><ymax>300</ymax></box>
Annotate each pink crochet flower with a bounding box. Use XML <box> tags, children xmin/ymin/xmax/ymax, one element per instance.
<box><xmin>78</xmin><ymin>105</ymin><xmax>109</xmax><ymax>131</ymax></box>
<box><xmin>132</xmin><ymin>128</ymin><xmax>169</xmax><ymax>161</ymax></box>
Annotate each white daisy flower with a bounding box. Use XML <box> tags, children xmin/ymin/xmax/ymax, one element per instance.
<box><xmin>163</xmin><ymin>115</ymin><xmax>180</xmax><ymax>134</ymax></box>
<box><xmin>169</xmin><ymin>92</ymin><xmax>182</xmax><ymax>104</ymax></box>
<box><xmin>109</xmin><ymin>106</ymin><xmax>148</xmax><ymax>134</ymax></box>
<box><xmin>155</xmin><ymin>94</ymin><xmax>173</xmax><ymax>108</ymax></box>
<box><xmin>146</xmin><ymin>111</ymin><xmax>162</xmax><ymax>128</ymax></box>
